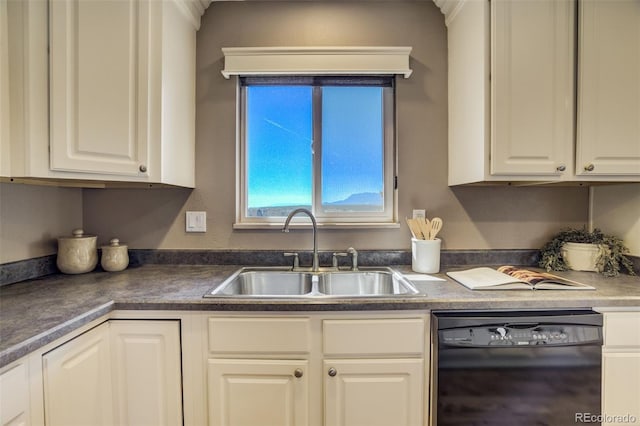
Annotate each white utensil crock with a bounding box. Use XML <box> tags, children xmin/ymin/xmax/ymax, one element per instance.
<box><xmin>411</xmin><ymin>238</ymin><xmax>441</xmax><ymax>273</ymax></box>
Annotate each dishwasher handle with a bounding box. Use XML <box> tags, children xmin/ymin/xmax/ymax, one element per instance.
<box><xmin>503</xmin><ymin>322</ymin><xmax>539</xmax><ymax>329</ymax></box>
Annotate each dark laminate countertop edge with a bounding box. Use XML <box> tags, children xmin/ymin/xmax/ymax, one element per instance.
<box><xmin>1</xmin><ymin>264</ymin><xmax>639</xmax><ymax>369</ymax></box>
<box><xmin>4</xmin><ymin>296</ymin><xmax>638</xmax><ymax>368</ymax></box>
<box><xmin>0</xmin><ymin>302</ymin><xmax>114</xmax><ymax>368</ymax></box>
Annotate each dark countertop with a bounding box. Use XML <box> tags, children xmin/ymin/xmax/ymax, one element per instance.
<box><xmin>1</xmin><ymin>264</ymin><xmax>639</xmax><ymax>368</ymax></box>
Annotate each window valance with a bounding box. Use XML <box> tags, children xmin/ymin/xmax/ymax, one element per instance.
<box><xmin>221</xmin><ymin>46</ymin><xmax>413</xmax><ymax>79</ymax></box>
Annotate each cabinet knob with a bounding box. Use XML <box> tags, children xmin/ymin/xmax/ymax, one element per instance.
<box><xmin>139</xmin><ymin>165</ymin><xmax>147</xmax><ymax>173</ymax></box>
<box><xmin>328</xmin><ymin>367</ymin><xmax>337</xmax><ymax>377</ymax></box>
<box><xmin>294</xmin><ymin>369</ymin><xmax>303</xmax><ymax>378</ymax></box>
<box><xmin>556</xmin><ymin>165</ymin><xmax>566</xmax><ymax>172</ymax></box>
<box><xmin>584</xmin><ymin>164</ymin><xmax>595</xmax><ymax>172</ymax></box>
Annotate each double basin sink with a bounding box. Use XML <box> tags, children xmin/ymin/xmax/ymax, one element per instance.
<box><xmin>205</xmin><ymin>266</ymin><xmax>419</xmax><ymax>298</ymax></box>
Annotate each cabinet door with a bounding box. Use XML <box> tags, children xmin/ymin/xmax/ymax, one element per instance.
<box><xmin>602</xmin><ymin>352</ymin><xmax>640</xmax><ymax>425</ymax></box>
<box><xmin>42</xmin><ymin>322</ymin><xmax>114</xmax><ymax>426</ymax></box>
<box><xmin>0</xmin><ymin>0</ymin><xmax>9</xmax><ymax>177</ymax></box>
<box><xmin>48</xmin><ymin>0</ymin><xmax>149</xmax><ymax>176</ymax></box>
<box><xmin>324</xmin><ymin>358</ymin><xmax>423</xmax><ymax>426</ymax></box>
<box><xmin>491</xmin><ymin>0</ymin><xmax>575</xmax><ymax>176</ymax></box>
<box><xmin>110</xmin><ymin>320</ymin><xmax>182</xmax><ymax>426</ymax></box>
<box><xmin>577</xmin><ymin>0</ymin><xmax>640</xmax><ymax>176</ymax></box>
<box><xmin>208</xmin><ymin>359</ymin><xmax>309</xmax><ymax>426</ymax></box>
<box><xmin>0</xmin><ymin>363</ymin><xmax>30</xmax><ymax>426</ymax></box>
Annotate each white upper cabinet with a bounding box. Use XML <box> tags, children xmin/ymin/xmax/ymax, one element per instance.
<box><xmin>441</xmin><ymin>0</ymin><xmax>640</xmax><ymax>185</ymax></box>
<box><xmin>48</xmin><ymin>0</ymin><xmax>150</xmax><ymax>177</ymax></box>
<box><xmin>491</xmin><ymin>0</ymin><xmax>574</xmax><ymax>177</ymax></box>
<box><xmin>576</xmin><ymin>0</ymin><xmax>640</xmax><ymax>178</ymax></box>
<box><xmin>4</xmin><ymin>0</ymin><xmax>203</xmax><ymax>187</ymax></box>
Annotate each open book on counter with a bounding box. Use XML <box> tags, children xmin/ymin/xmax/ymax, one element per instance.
<box><xmin>446</xmin><ymin>266</ymin><xmax>596</xmax><ymax>291</ymax></box>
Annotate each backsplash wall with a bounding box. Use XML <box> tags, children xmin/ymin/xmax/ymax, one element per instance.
<box><xmin>0</xmin><ymin>183</ymin><xmax>82</xmax><ymax>263</ymax></box>
<box><xmin>82</xmin><ymin>1</ymin><xmax>590</xmax><ymax>253</ymax></box>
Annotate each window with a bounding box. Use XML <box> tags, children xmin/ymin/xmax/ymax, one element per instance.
<box><xmin>236</xmin><ymin>76</ymin><xmax>396</xmax><ymax>227</ymax></box>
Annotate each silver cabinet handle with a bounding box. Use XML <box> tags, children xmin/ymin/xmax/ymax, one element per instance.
<box><xmin>294</xmin><ymin>369</ymin><xmax>303</xmax><ymax>378</ymax></box>
<box><xmin>584</xmin><ymin>164</ymin><xmax>595</xmax><ymax>172</ymax></box>
<box><xmin>556</xmin><ymin>165</ymin><xmax>566</xmax><ymax>172</ymax></box>
<box><xmin>139</xmin><ymin>165</ymin><xmax>147</xmax><ymax>173</ymax></box>
<box><xmin>328</xmin><ymin>367</ymin><xmax>337</xmax><ymax>377</ymax></box>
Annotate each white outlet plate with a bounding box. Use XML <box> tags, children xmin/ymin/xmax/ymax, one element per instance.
<box><xmin>412</xmin><ymin>209</ymin><xmax>426</xmax><ymax>220</ymax></box>
<box><xmin>186</xmin><ymin>211</ymin><xmax>206</xmax><ymax>232</ymax></box>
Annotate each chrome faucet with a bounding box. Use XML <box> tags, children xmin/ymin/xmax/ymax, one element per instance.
<box><xmin>282</xmin><ymin>208</ymin><xmax>319</xmax><ymax>272</ymax></box>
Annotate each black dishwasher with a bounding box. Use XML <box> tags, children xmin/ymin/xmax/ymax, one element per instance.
<box><xmin>432</xmin><ymin>310</ymin><xmax>603</xmax><ymax>426</ymax></box>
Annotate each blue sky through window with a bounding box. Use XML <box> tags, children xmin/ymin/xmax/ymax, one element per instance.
<box><xmin>246</xmin><ymin>84</ymin><xmax>384</xmax><ymax>214</ymax></box>
<box><xmin>247</xmin><ymin>86</ymin><xmax>313</xmax><ymax>209</ymax></box>
<box><xmin>322</xmin><ymin>86</ymin><xmax>383</xmax><ymax>207</ymax></box>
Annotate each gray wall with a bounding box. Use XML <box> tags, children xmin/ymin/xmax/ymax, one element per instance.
<box><xmin>0</xmin><ymin>183</ymin><xmax>82</xmax><ymax>263</ymax></box>
<box><xmin>593</xmin><ymin>184</ymin><xmax>640</xmax><ymax>256</ymax></box>
<box><xmin>82</xmin><ymin>1</ymin><xmax>590</xmax><ymax>253</ymax></box>
<box><xmin>0</xmin><ymin>2</ymin><xmax>596</xmax><ymax>264</ymax></box>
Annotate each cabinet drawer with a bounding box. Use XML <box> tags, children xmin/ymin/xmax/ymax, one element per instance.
<box><xmin>208</xmin><ymin>317</ymin><xmax>310</xmax><ymax>354</ymax></box>
<box><xmin>604</xmin><ymin>312</ymin><xmax>640</xmax><ymax>347</ymax></box>
<box><xmin>323</xmin><ymin>318</ymin><xmax>425</xmax><ymax>356</ymax></box>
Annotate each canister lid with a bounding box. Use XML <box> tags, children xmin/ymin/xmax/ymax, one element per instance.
<box><xmin>58</xmin><ymin>228</ymin><xmax>96</xmax><ymax>240</ymax></box>
<box><xmin>102</xmin><ymin>238</ymin><xmax>127</xmax><ymax>249</ymax></box>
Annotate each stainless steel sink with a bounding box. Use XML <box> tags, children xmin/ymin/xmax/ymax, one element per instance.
<box><xmin>205</xmin><ymin>267</ymin><xmax>418</xmax><ymax>298</ymax></box>
<box><xmin>317</xmin><ymin>270</ymin><xmax>418</xmax><ymax>296</ymax></box>
<box><xmin>207</xmin><ymin>269</ymin><xmax>313</xmax><ymax>297</ymax></box>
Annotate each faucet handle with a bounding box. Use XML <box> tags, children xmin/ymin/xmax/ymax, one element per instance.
<box><xmin>347</xmin><ymin>247</ymin><xmax>358</xmax><ymax>271</ymax></box>
<box><xmin>332</xmin><ymin>252</ymin><xmax>348</xmax><ymax>269</ymax></box>
<box><xmin>283</xmin><ymin>252</ymin><xmax>300</xmax><ymax>270</ymax></box>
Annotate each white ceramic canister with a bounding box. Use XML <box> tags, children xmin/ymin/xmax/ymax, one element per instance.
<box><xmin>101</xmin><ymin>238</ymin><xmax>129</xmax><ymax>272</ymax></box>
<box><xmin>57</xmin><ymin>229</ymin><xmax>98</xmax><ymax>274</ymax></box>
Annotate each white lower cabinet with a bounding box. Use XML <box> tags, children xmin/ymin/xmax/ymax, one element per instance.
<box><xmin>42</xmin><ymin>321</ymin><xmax>114</xmax><ymax>426</ymax></box>
<box><xmin>207</xmin><ymin>316</ymin><xmax>311</xmax><ymax>426</ymax></box>
<box><xmin>110</xmin><ymin>320</ymin><xmax>183</xmax><ymax>426</ymax></box>
<box><xmin>208</xmin><ymin>359</ymin><xmax>309</xmax><ymax>426</ymax></box>
<box><xmin>0</xmin><ymin>362</ymin><xmax>31</xmax><ymax>426</ymax></box>
<box><xmin>322</xmin><ymin>318</ymin><xmax>425</xmax><ymax>426</ymax></box>
<box><xmin>42</xmin><ymin>319</ymin><xmax>182</xmax><ymax>426</ymax></box>
<box><xmin>324</xmin><ymin>358</ymin><xmax>423</xmax><ymax>426</ymax></box>
<box><xmin>206</xmin><ymin>314</ymin><xmax>428</xmax><ymax>426</ymax></box>
<box><xmin>602</xmin><ymin>353</ymin><xmax>640</xmax><ymax>425</ymax></box>
<box><xmin>600</xmin><ymin>310</ymin><xmax>640</xmax><ymax>426</ymax></box>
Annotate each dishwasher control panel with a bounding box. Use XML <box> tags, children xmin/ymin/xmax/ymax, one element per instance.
<box><xmin>440</xmin><ymin>323</ymin><xmax>602</xmax><ymax>347</ymax></box>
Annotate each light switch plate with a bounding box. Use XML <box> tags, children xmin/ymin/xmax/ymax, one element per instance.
<box><xmin>186</xmin><ymin>211</ymin><xmax>206</xmax><ymax>232</ymax></box>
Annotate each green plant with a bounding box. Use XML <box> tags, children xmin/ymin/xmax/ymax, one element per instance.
<box><xmin>539</xmin><ymin>227</ymin><xmax>635</xmax><ymax>277</ymax></box>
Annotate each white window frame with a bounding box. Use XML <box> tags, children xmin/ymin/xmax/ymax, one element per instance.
<box><xmin>234</xmin><ymin>76</ymin><xmax>398</xmax><ymax>229</ymax></box>
<box><xmin>223</xmin><ymin>46</ymin><xmax>412</xmax><ymax>229</ymax></box>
